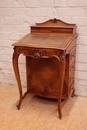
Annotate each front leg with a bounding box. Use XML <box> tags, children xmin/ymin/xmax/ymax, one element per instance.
<box><xmin>13</xmin><ymin>47</ymin><xmax>23</xmax><ymax>110</ymax></box>
<box><xmin>58</xmin><ymin>50</ymin><xmax>66</xmax><ymax>119</ymax></box>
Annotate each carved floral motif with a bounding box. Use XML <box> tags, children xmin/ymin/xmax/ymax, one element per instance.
<box><xmin>60</xmin><ymin>50</ymin><xmax>66</xmax><ymax>64</ymax></box>
<box><xmin>29</xmin><ymin>49</ymin><xmax>45</xmax><ymax>58</ymax></box>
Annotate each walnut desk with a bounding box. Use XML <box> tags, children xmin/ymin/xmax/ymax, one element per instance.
<box><xmin>12</xmin><ymin>19</ymin><xmax>77</xmax><ymax>119</ymax></box>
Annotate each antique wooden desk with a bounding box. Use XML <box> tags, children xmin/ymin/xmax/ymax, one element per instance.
<box><xmin>12</xmin><ymin>19</ymin><xmax>77</xmax><ymax>119</ymax></box>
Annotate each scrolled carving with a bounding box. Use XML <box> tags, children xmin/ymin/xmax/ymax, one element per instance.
<box><xmin>60</xmin><ymin>50</ymin><xmax>66</xmax><ymax>64</ymax></box>
<box><xmin>29</xmin><ymin>49</ymin><xmax>45</xmax><ymax>58</ymax></box>
<box><xmin>13</xmin><ymin>47</ymin><xmax>21</xmax><ymax>59</ymax></box>
<box><xmin>13</xmin><ymin>47</ymin><xmax>17</xmax><ymax>59</ymax></box>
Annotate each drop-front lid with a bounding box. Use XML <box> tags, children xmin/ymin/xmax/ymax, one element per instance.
<box><xmin>12</xmin><ymin>34</ymin><xmax>77</xmax><ymax>50</ymax></box>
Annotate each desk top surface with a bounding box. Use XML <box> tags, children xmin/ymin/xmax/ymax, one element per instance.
<box><xmin>12</xmin><ymin>34</ymin><xmax>76</xmax><ymax>50</ymax></box>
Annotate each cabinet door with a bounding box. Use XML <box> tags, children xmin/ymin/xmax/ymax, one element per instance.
<box><xmin>26</xmin><ymin>57</ymin><xmax>66</xmax><ymax>98</ymax></box>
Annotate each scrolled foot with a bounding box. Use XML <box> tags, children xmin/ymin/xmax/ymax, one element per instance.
<box><xmin>17</xmin><ymin>104</ymin><xmax>20</xmax><ymax>110</ymax></box>
<box><xmin>59</xmin><ymin>114</ymin><xmax>62</xmax><ymax>119</ymax></box>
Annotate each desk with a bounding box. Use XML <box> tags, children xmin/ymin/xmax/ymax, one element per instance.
<box><xmin>12</xmin><ymin>19</ymin><xmax>77</xmax><ymax>119</ymax></box>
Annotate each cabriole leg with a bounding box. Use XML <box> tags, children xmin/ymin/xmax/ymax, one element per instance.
<box><xmin>58</xmin><ymin>50</ymin><xmax>66</xmax><ymax>119</ymax></box>
<box><xmin>13</xmin><ymin>47</ymin><xmax>23</xmax><ymax>110</ymax></box>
